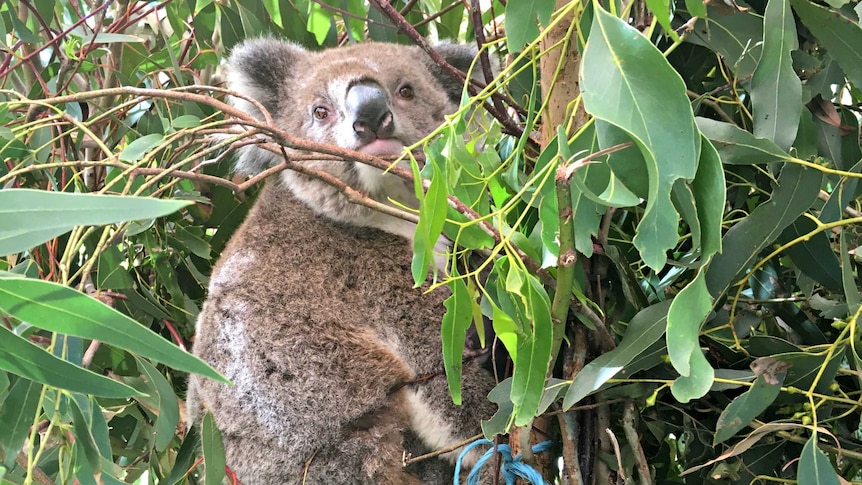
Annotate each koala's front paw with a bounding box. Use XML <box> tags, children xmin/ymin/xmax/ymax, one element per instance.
<box><xmin>433</xmin><ymin>234</ymin><xmax>452</xmax><ymax>276</ymax></box>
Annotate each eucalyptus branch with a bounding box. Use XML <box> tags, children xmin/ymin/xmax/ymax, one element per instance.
<box><xmin>551</xmin><ymin>156</ymin><xmax>579</xmax><ymax>363</ymax></box>
<box><xmin>623</xmin><ymin>401</ymin><xmax>652</xmax><ymax>485</ymax></box>
<box><xmin>559</xmin><ymin>141</ymin><xmax>635</xmax><ymax>181</ymax></box>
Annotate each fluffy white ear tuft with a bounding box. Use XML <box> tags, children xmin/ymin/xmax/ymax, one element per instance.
<box><xmin>226</xmin><ymin>38</ymin><xmax>307</xmax><ymax>118</ymax></box>
<box><xmin>226</xmin><ymin>39</ymin><xmax>307</xmax><ymax>175</ymax></box>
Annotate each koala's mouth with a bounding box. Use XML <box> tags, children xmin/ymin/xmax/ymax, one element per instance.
<box><xmin>356</xmin><ymin>138</ymin><xmax>405</xmax><ymax>157</ymax></box>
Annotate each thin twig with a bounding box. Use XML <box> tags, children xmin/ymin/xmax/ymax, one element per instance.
<box><xmin>623</xmin><ymin>401</ymin><xmax>651</xmax><ymax>485</ymax></box>
<box><xmin>404</xmin><ymin>433</ymin><xmax>484</xmax><ymax>464</ymax></box>
<box><xmin>15</xmin><ymin>452</ymin><xmax>54</xmax><ymax>485</ymax></box>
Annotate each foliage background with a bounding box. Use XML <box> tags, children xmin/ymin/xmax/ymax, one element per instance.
<box><xmin>1</xmin><ymin>0</ymin><xmax>862</xmax><ymax>484</ymax></box>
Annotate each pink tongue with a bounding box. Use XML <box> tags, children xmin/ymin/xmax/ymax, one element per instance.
<box><xmin>357</xmin><ymin>139</ymin><xmax>405</xmax><ymax>156</ymax></box>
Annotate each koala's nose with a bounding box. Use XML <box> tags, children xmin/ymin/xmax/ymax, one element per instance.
<box><xmin>346</xmin><ymin>83</ymin><xmax>394</xmax><ymax>144</ymax></box>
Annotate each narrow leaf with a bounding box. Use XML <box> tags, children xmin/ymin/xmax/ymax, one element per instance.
<box><xmin>798</xmin><ymin>434</ymin><xmax>840</xmax><ymax>485</ymax></box>
<box><xmin>563</xmin><ymin>301</ymin><xmax>671</xmax><ymax>408</ymax></box>
<box><xmin>412</xmin><ymin>142</ymin><xmax>449</xmax><ymax>284</ymax></box>
<box><xmin>0</xmin><ymin>378</ymin><xmax>40</xmax><ymax>465</ymax></box>
<box><xmin>705</xmin><ymin>164</ymin><xmax>821</xmax><ymax>298</ymax></box>
<box><xmin>750</xmin><ymin>0</ymin><xmax>801</xmax><ymax>150</ymax></box>
<box><xmin>441</xmin><ymin>277</ymin><xmax>473</xmax><ymax>404</ymax></box>
<box><xmin>667</xmin><ymin>270</ymin><xmax>713</xmax><ymax>379</ymax></box>
<box><xmin>202</xmin><ymin>412</ymin><xmax>227</xmax><ymax>485</ymax></box>
<box><xmin>696</xmin><ymin>117</ymin><xmax>790</xmax><ymax>164</ymax></box>
<box><xmin>0</xmin><ymin>326</ymin><xmax>138</xmax><ymax>397</ymax></box>
<box><xmin>692</xmin><ymin>136</ymin><xmax>725</xmax><ymax>258</ymax></box>
<box><xmin>137</xmin><ymin>359</ymin><xmax>180</xmax><ymax>451</ymax></box>
<box><xmin>511</xmin><ymin>275</ymin><xmax>553</xmax><ymax>425</ymax></box>
<box><xmin>118</xmin><ymin>133</ymin><xmax>164</xmax><ymax>162</ymax></box>
<box><xmin>0</xmin><ymin>277</ymin><xmax>227</xmax><ymax>382</ymax></box>
<box><xmin>790</xmin><ymin>0</ymin><xmax>862</xmax><ymax>89</ymax></box>
<box><xmin>714</xmin><ymin>373</ymin><xmax>785</xmax><ymax>444</ymax></box>
<box><xmin>0</xmin><ymin>189</ymin><xmax>190</xmax><ymax>255</ymax></box>
<box><xmin>69</xmin><ymin>394</ymin><xmax>103</xmax><ymax>471</ymax></box>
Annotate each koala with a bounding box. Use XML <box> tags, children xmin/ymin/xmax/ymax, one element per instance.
<box><xmin>187</xmin><ymin>39</ymin><xmax>498</xmax><ymax>484</ymax></box>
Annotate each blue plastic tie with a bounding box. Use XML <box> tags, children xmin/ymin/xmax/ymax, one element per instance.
<box><xmin>453</xmin><ymin>438</ymin><xmax>554</xmax><ymax>485</ymax></box>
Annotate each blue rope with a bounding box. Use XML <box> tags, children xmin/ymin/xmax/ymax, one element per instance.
<box><xmin>453</xmin><ymin>438</ymin><xmax>554</xmax><ymax>485</ymax></box>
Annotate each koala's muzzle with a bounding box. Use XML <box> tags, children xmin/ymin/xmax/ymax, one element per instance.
<box><xmin>346</xmin><ymin>83</ymin><xmax>395</xmax><ymax>144</ymax></box>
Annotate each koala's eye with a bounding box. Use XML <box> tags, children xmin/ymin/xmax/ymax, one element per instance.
<box><xmin>312</xmin><ymin>106</ymin><xmax>329</xmax><ymax>120</ymax></box>
<box><xmin>397</xmin><ymin>85</ymin><xmax>415</xmax><ymax>100</ymax></box>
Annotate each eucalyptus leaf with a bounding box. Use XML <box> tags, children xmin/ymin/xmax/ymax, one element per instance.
<box><xmin>705</xmin><ymin>164</ymin><xmax>821</xmax><ymax>298</ymax></box>
<box><xmin>0</xmin><ymin>189</ymin><xmax>190</xmax><ymax>255</ymax></box>
<box><xmin>0</xmin><ymin>277</ymin><xmax>227</xmax><ymax>382</ymax></box>
<box><xmin>798</xmin><ymin>434</ymin><xmax>840</xmax><ymax>485</ymax></box>
<box><xmin>714</xmin><ymin>373</ymin><xmax>785</xmax><ymax>444</ymax></box>
<box><xmin>563</xmin><ymin>301</ymin><xmax>671</xmax><ymax>408</ymax></box>
<box><xmin>441</xmin><ymin>276</ymin><xmax>472</xmax><ymax>405</ymax></box>
<box><xmin>750</xmin><ymin>0</ymin><xmax>801</xmax><ymax>151</ymax></box>
<box><xmin>202</xmin><ymin>412</ymin><xmax>227</xmax><ymax>485</ymax></box>
<box><xmin>0</xmin><ymin>326</ymin><xmax>138</xmax><ymax>397</ymax></box>
<box><xmin>790</xmin><ymin>0</ymin><xmax>862</xmax><ymax>88</ymax></box>
<box><xmin>582</xmin><ymin>7</ymin><xmax>700</xmax><ymax>270</ymax></box>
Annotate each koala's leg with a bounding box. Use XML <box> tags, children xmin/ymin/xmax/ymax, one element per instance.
<box><xmin>300</xmin><ymin>390</ymin><xmax>424</xmax><ymax>485</ymax></box>
<box><xmin>406</xmin><ymin>360</ymin><xmax>498</xmax><ymax>473</ymax></box>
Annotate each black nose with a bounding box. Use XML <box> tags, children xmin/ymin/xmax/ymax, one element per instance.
<box><xmin>346</xmin><ymin>83</ymin><xmax>394</xmax><ymax>144</ymax></box>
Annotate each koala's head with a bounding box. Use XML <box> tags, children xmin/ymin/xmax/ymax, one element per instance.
<box><xmin>226</xmin><ymin>39</ymin><xmax>477</xmax><ymax>175</ymax></box>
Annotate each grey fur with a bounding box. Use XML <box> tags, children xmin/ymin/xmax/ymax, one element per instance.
<box><xmin>188</xmin><ymin>40</ymin><xmax>496</xmax><ymax>484</ymax></box>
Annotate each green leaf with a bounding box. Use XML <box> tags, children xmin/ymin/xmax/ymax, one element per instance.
<box><xmin>582</xmin><ymin>7</ymin><xmax>700</xmax><ymax>270</ymax></box>
<box><xmin>441</xmin><ymin>277</ymin><xmax>473</xmax><ymax>405</ymax></box>
<box><xmin>821</xmin><ymin>160</ymin><xmax>862</xmax><ymax>224</ymax></box>
<box><xmin>798</xmin><ymin>433</ymin><xmax>840</xmax><ymax>485</ymax></box>
<box><xmin>511</xmin><ymin>275</ymin><xmax>554</xmax><ymax>425</ymax></box>
<box><xmin>491</xmin><ymin>301</ymin><xmax>520</xmax><ymax>361</ymax></box>
<box><xmin>306</xmin><ymin>1</ymin><xmax>333</xmax><ymax>45</ymax></box>
<box><xmin>645</xmin><ymin>0</ymin><xmax>681</xmax><ymax>41</ymax></box>
<box><xmin>779</xmin><ymin>218</ymin><xmax>842</xmax><ymax>293</ymax></box>
<box><xmin>714</xmin><ymin>373</ymin><xmax>785</xmax><ymax>444</ymax></box>
<box><xmin>137</xmin><ymin>359</ymin><xmax>180</xmax><ymax>451</ymax></box>
<box><xmin>695</xmin><ymin>117</ymin><xmax>790</xmax><ymax>165</ymax></box>
<box><xmin>689</xmin><ymin>9</ymin><xmax>764</xmax><ymax>78</ymax></box>
<box><xmin>0</xmin><ymin>326</ymin><xmax>138</xmax><ymax>397</ymax></box>
<box><xmin>750</xmin><ymin>0</ymin><xmax>801</xmax><ymax>151</ymax></box>
<box><xmin>840</xmin><ymin>232</ymin><xmax>860</xmax><ymax>312</ymax></box>
<box><xmin>0</xmin><ymin>378</ymin><xmax>40</xmax><ymax>467</ymax></box>
<box><xmin>162</xmin><ymin>425</ymin><xmax>201</xmax><ymax>485</ymax></box>
<box><xmin>790</xmin><ymin>0</ymin><xmax>862</xmax><ymax>89</ymax></box>
<box><xmin>96</xmin><ymin>246</ymin><xmax>135</xmax><ymax>290</ymax></box>
<box><xmin>685</xmin><ymin>0</ymin><xmax>708</xmax><ymax>17</ymax></box>
<box><xmin>505</xmin><ymin>0</ymin><xmax>555</xmax><ymax>51</ymax></box>
<box><xmin>481</xmin><ymin>378</ymin><xmax>514</xmax><ymax>438</ymax></box>
<box><xmin>118</xmin><ymin>133</ymin><xmax>164</xmax><ymax>162</ymax></box>
<box><xmin>0</xmin><ymin>277</ymin><xmax>227</xmax><ymax>383</ymax></box>
<box><xmin>69</xmin><ymin>394</ymin><xmax>103</xmax><ymax>471</ymax></box>
<box><xmin>77</xmin><ymin>32</ymin><xmax>145</xmax><ymax>44</ymax></box>
<box><xmin>202</xmin><ymin>412</ymin><xmax>226</xmax><ymax>485</ymax></box>
<box><xmin>705</xmin><ymin>164</ymin><xmax>821</xmax><ymax>298</ymax></box>
<box><xmin>692</xmin><ymin>137</ymin><xmax>725</xmax><ymax>258</ymax></box>
<box><xmin>171</xmin><ymin>115</ymin><xmax>202</xmax><ymax>129</ymax></box>
<box><xmin>563</xmin><ymin>301</ymin><xmax>671</xmax><ymax>408</ymax></box>
<box><xmin>667</xmin><ymin>270</ymin><xmax>713</xmax><ymax>385</ymax></box>
<box><xmin>0</xmin><ymin>189</ymin><xmax>190</xmax><ymax>255</ymax></box>
<box><xmin>670</xmin><ymin>348</ymin><xmax>714</xmax><ymax>402</ymax></box>
<box><xmin>412</xmin><ymin>142</ymin><xmax>450</xmax><ymax>284</ymax></box>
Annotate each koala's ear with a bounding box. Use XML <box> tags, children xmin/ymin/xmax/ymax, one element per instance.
<box><xmin>227</xmin><ymin>39</ymin><xmax>307</xmax><ymax>117</ymax></box>
<box><xmin>425</xmin><ymin>43</ymin><xmax>479</xmax><ymax>104</ymax></box>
